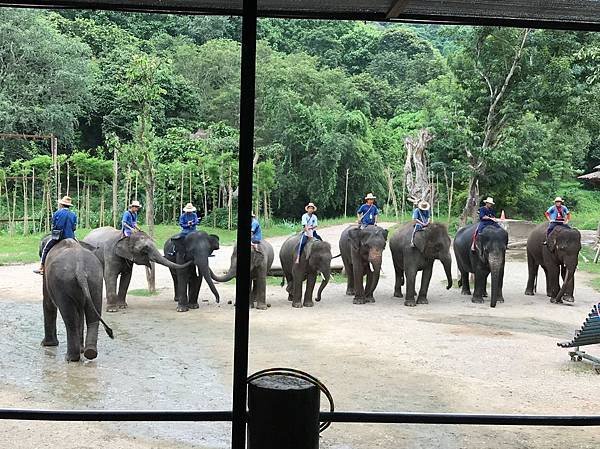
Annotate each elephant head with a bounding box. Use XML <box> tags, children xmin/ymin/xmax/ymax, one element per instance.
<box><xmin>115</xmin><ymin>231</ymin><xmax>189</xmax><ymax>270</ymax></box>
<box><xmin>304</xmin><ymin>240</ymin><xmax>333</xmax><ymax>302</ymax></box>
<box><xmin>547</xmin><ymin>226</ymin><xmax>581</xmax><ymax>302</ymax></box>
<box><xmin>476</xmin><ymin>226</ymin><xmax>509</xmax><ymax>308</ymax></box>
<box><xmin>412</xmin><ymin>223</ymin><xmax>453</xmax><ymax>290</ymax></box>
<box><xmin>348</xmin><ymin>225</ymin><xmax>388</xmax><ymax>285</ymax></box>
<box><xmin>211</xmin><ymin>242</ymin><xmax>265</xmax><ymax>283</ymax></box>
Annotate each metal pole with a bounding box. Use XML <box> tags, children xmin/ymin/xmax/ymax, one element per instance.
<box><xmin>232</xmin><ymin>0</ymin><xmax>257</xmax><ymax>447</ymax></box>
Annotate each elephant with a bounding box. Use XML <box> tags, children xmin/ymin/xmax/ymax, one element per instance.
<box><xmin>279</xmin><ymin>234</ymin><xmax>332</xmax><ymax>308</ymax></box>
<box><xmin>41</xmin><ymin>238</ymin><xmax>114</xmax><ymax>361</ymax></box>
<box><xmin>339</xmin><ymin>224</ymin><xmax>388</xmax><ymax>304</ymax></box>
<box><xmin>210</xmin><ymin>241</ymin><xmax>274</xmax><ymax>310</ymax></box>
<box><xmin>389</xmin><ymin>222</ymin><xmax>453</xmax><ymax>306</ymax></box>
<box><xmin>83</xmin><ymin>227</ymin><xmax>189</xmax><ymax>312</ymax></box>
<box><xmin>525</xmin><ymin>223</ymin><xmax>581</xmax><ymax>303</ymax></box>
<box><xmin>164</xmin><ymin>231</ymin><xmax>222</xmax><ymax>312</ymax></box>
<box><xmin>454</xmin><ymin>223</ymin><xmax>509</xmax><ymax>308</ymax></box>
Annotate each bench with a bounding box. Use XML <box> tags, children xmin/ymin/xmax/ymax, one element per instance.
<box><xmin>557</xmin><ymin>303</ymin><xmax>600</xmax><ymax>373</ymax></box>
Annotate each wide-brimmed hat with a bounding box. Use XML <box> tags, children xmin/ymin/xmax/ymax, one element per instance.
<box><xmin>58</xmin><ymin>196</ymin><xmax>73</xmax><ymax>207</ymax></box>
<box><xmin>418</xmin><ymin>200</ymin><xmax>430</xmax><ymax>211</ymax></box>
<box><xmin>554</xmin><ymin>196</ymin><xmax>564</xmax><ymax>203</ymax></box>
<box><xmin>183</xmin><ymin>202</ymin><xmax>196</xmax><ymax>212</ymax></box>
<box><xmin>130</xmin><ymin>200</ymin><xmax>142</xmax><ymax>208</ymax></box>
<box><xmin>364</xmin><ymin>193</ymin><xmax>377</xmax><ymax>200</ymax></box>
<box><xmin>305</xmin><ymin>202</ymin><xmax>317</xmax><ymax>211</ymax></box>
<box><xmin>483</xmin><ymin>197</ymin><xmax>495</xmax><ymax>205</ymax></box>
<box><xmin>251</xmin><ymin>212</ymin><xmax>256</xmax><ymax>218</ymax></box>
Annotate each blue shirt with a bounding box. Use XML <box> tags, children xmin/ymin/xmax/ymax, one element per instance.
<box><xmin>546</xmin><ymin>205</ymin><xmax>569</xmax><ymax>222</ymax></box>
<box><xmin>412</xmin><ymin>208</ymin><xmax>430</xmax><ymax>224</ymax></box>
<box><xmin>52</xmin><ymin>208</ymin><xmax>77</xmax><ymax>239</ymax></box>
<box><xmin>122</xmin><ymin>210</ymin><xmax>138</xmax><ymax>236</ymax></box>
<box><xmin>479</xmin><ymin>206</ymin><xmax>496</xmax><ymax>221</ymax></box>
<box><xmin>179</xmin><ymin>212</ymin><xmax>199</xmax><ymax>234</ymax></box>
<box><xmin>357</xmin><ymin>203</ymin><xmax>379</xmax><ymax>225</ymax></box>
<box><xmin>251</xmin><ymin>218</ymin><xmax>262</xmax><ymax>242</ymax></box>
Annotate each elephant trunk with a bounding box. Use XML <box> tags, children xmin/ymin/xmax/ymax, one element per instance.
<box><xmin>316</xmin><ymin>268</ymin><xmax>331</xmax><ymax>302</ymax></box>
<box><xmin>211</xmin><ymin>257</ymin><xmax>237</xmax><ymax>283</ymax></box>
<box><xmin>200</xmin><ymin>264</ymin><xmax>221</xmax><ymax>304</ymax></box>
<box><xmin>441</xmin><ymin>253</ymin><xmax>453</xmax><ymax>290</ymax></box>
<box><xmin>552</xmin><ymin>267</ymin><xmax>575</xmax><ymax>303</ymax></box>
<box><xmin>150</xmin><ymin>248</ymin><xmax>191</xmax><ymax>270</ymax></box>
<box><xmin>489</xmin><ymin>254</ymin><xmax>504</xmax><ymax>308</ymax></box>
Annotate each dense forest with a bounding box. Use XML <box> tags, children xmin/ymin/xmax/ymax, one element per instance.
<box><xmin>1</xmin><ymin>8</ymin><xmax>600</xmax><ymax>234</ymax></box>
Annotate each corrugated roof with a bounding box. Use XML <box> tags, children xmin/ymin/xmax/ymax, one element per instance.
<box><xmin>2</xmin><ymin>0</ymin><xmax>600</xmax><ymax>29</ymax></box>
<box><xmin>578</xmin><ymin>171</ymin><xmax>600</xmax><ymax>181</ymax></box>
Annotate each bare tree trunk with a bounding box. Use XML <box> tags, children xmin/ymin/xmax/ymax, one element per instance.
<box><xmin>228</xmin><ymin>166</ymin><xmax>233</xmax><ymax>230</ymax></box>
<box><xmin>180</xmin><ymin>166</ymin><xmax>184</xmax><ymax>214</ymax></box>
<box><xmin>344</xmin><ymin>168</ymin><xmax>349</xmax><ymax>217</ymax></box>
<box><xmin>4</xmin><ymin>176</ymin><xmax>13</xmax><ymax>236</ymax></box>
<box><xmin>45</xmin><ymin>182</ymin><xmax>51</xmax><ymax>233</ymax></box>
<box><xmin>189</xmin><ymin>166</ymin><xmax>192</xmax><ymax>203</ymax></box>
<box><xmin>11</xmin><ymin>183</ymin><xmax>17</xmax><ymax>236</ymax></box>
<box><xmin>404</xmin><ymin>129</ymin><xmax>434</xmax><ymax>206</ymax></box>
<box><xmin>85</xmin><ymin>177</ymin><xmax>90</xmax><ymax>229</ymax></box>
<box><xmin>99</xmin><ymin>184</ymin><xmax>105</xmax><ymax>227</ymax></box>
<box><xmin>201</xmin><ymin>165</ymin><xmax>208</xmax><ymax>219</ymax></box>
<box><xmin>263</xmin><ymin>189</ymin><xmax>269</xmax><ymax>223</ymax></box>
<box><xmin>22</xmin><ymin>175</ymin><xmax>28</xmax><ymax>235</ymax></box>
<box><xmin>112</xmin><ymin>146</ymin><xmax>118</xmax><ymax>227</ymax></box>
<box><xmin>460</xmin><ymin>176</ymin><xmax>480</xmax><ymax>226</ymax></box>
<box><xmin>65</xmin><ymin>161</ymin><xmax>70</xmax><ymax>196</ymax></box>
<box><xmin>76</xmin><ymin>168</ymin><xmax>80</xmax><ymax>215</ymax></box>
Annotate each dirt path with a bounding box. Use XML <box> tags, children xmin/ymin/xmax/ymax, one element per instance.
<box><xmin>1</xmin><ymin>223</ymin><xmax>599</xmax><ymax>448</ymax></box>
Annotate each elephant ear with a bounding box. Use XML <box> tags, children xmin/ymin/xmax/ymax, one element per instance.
<box><xmin>413</xmin><ymin>230</ymin><xmax>426</xmax><ymax>254</ymax></box>
<box><xmin>348</xmin><ymin>227</ymin><xmax>363</xmax><ymax>250</ymax></box>
<box><xmin>115</xmin><ymin>237</ymin><xmax>135</xmax><ymax>261</ymax></box>
<box><xmin>208</xmin><ymin>234</ymin><xmax>220</xmax><ymax>252</ymax></box>
<box><xmin>304</xmin><ymin>240</ymin><xmax>314</xmax><ymax>260</ymax></box>
<box><xmin>382</xmin><ymin>228</ymin><xmax>389</xmax><ymax>241</ymax></box>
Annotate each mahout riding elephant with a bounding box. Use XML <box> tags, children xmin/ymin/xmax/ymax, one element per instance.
<box><xmin>83</xmin><ymin>227</ymin><xmax>189</xmax><ymax>312</ymax></box>
<box><xmin>210</xmin><ymin>241</ymin><xmax>274</xmax><ymax>310</ymax></box>
<box><xmin>164</xmin><ymin>231</ymin><xmax>222</xmax><ymax>312</ymax></box>
<box><xmin>339</xmin><ymin>224</ymin><xmax>388</xmax><ymax>304</ymax></box>
<box><xmin>525</xmin><ymin>223</ymin><xmax>581</xmax><ymax>303</ymax></box>
<box><xmin>454</xmin><ymin>223</ymin><xmax>508</xmax><ymax>308</ymax></box>
<box><xmin>390</xmin><ymin>223</ymin><xmax>452</xmax><ymax>306</ymax></box>
<box><xmin>41</xmin><ymin>239</ymin><xmax>114</xmax><ymax>361</ymax></box>
<box><xmin>279</xmin><ymin>234</ymin><xmax>332</xmax><ymax>308</ymax></box>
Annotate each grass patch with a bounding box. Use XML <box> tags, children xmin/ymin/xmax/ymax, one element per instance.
<box><xmin>128</xmin><ymin>288</ymin><xmax>161</xmax><ymax>297</ymax></box>
<box><xmin>575</xmin><ymin>246</ymin><xmax>600</xmax><ymax>292</ymax></box>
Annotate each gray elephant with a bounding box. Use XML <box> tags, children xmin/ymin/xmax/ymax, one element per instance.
<box><xmin>279</xmin><ymin>234</ymin><xmax>332</xmax><ymax>308</ymax></box>
<box><xmin>390</xmin><ymin>223</ymin><xmax>453</xmax><ymax>306</ymax></box>
<box><xmin>454</xmin><ymin>223</ymin><xmax>508</xmax><ymax>308</ymax></box>
<box><xmin>164</xmin><ymin>231</ymin><xmax>222</xmax><ymax>312</ymax></box>
<box><xmin>525</xmin><ymin>223</ymin><xmax>581</xmax><ymax>303</ymax></box>
<box><xmin>210</xmin><ymin>241</ymin><xmax>274</xmax><ymax>310</ymax></box>
<box><xmin>41</xmin><ymin>238</ymin><xmax>113</xmax><ymax>361</ymax></box>
<box><xmin>83</xmin><ymin>227</ymin><xmax>189</xmax><ymax>312</ymax></box>
<box><xmin>339</xmin><ymin>224</ymin><xmax>388</xmax><ymax>304</ymax></box>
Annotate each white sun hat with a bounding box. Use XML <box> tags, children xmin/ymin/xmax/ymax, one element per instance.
<box><xmin>183</xmin><ymin>203</ymin><xmax>196</xmax><ymax>212</ymax></box>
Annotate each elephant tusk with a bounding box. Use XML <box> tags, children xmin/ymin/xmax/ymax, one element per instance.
<box><xmin>320</xmin><ymin>273</ymin><xmax>325</xmax><ymax>281</ymax></box>
<box><xmin>369</xmin><ymin>262</ymin><xmax>375</xmax><ymax>272</ymax></box>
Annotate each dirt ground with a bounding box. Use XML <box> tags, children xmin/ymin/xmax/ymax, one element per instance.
<box><xmin>1</xmin><ymin>223</ymin><xmax>600</xmax><ymax>448</ymax></box>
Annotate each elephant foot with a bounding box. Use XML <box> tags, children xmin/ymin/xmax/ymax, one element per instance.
<box><xmin>256</xmin><ymin>303</ymin><xmax>268</xmax><ymax>310</ymax></box>
<box><xmin>366</xmin><ymin>296</ymin><xmax>375</xmax><ymax>303</ymax></box>
<box><xmin>404</xmin><ymin>299</ymin><xmax>416</xmax><ymax>307</ymax></box>
<box><xmin>106</xmin><ymin>304</ymin><xmax>119</xmax><ymax>313</ymax></box>
<box><xmin>292</xmin><ymin>302</ymin><xmax>303</xmax><ymax>308</ymax></box>
<box><xmin>173</xmin><ymin>297</ymin><xmax>178</xmax><ymax>302</ymax></box>
<box><xmin>65</xmin><ymin>353</ymin><xmax>81</xmax><ymax>362</ymax></box>
<box><xmin>287</xmin><ymin>295</ymin><xmax>293</xmax><ymax>302</ymax></box>
<box><xmin>416</xmin><ymin>297</ymin><xmax>428</xmax><ymax>304</ymax></box>
<box><xmin>177</xmin><ymin>305</ymin><xmax>190</xmax><ymax>312</ymax></box>
<box><xmin>303</xmin><ymin>301</ymin><xmax>314</xmax><ymax>308</ymax></box>
<box><xmin>346</xmin><ymin>288</ymin><xmax>356</xmax><ymax>296</ymax></box>
<box><xmin>84</xmin><ymin>346</ymin><xmax>98</xmax><ymax>360</ymax></box>
<box><xmin>496</xmin><ymin>297</ymin><xmax>505</xmax><ymax>303</ymax></box>
<box><xmin>482</xmin><ymin>292</ymin><xmax>488</xmax><ymax>298</ymax></box>
<box><xmin>562</xmin><ymin>295</ymin><xmax>575</xmax><ymax>303</ymax></box>
<box><xmin>550</xmin><ymin>297</ymin><xmax>563</xmax><ymax>304</ymax></box>
<box><xmin>188</xmin><ymin>303</ymin><xmax>200</xmax><ymax>309</ymax></box>
<box><xmin>117</xmin><ymin>302</ymin><xmax>128</xmax><ymax>310</ymax></box>
<box><xmin>41</xmin><ymin>338</ymin><xmax>59</xmax><ymax>347</ymax></box>
<box><xmin>461</xmin><ymin>289</ymin><xmax>472</xmax><ymax>296</ymax></box>
<box><xmin>353</xmin><ymin>297</ymin><xmax>366</xmax><ymax>305</ymax></box>
<box><xmin>393</xmin><ymin>291</ymin><xmax>403</xmax><ymax>298</ymax></box>
<box><xmin>524</xmin><ymin>290</ymin><xmax>534</xmax><ymax>296</ymax></box>
<box><xmin>472</xmin><ymin>296</ymin><xmax>484</xmax><ymax>304</ymax></box>
<box><xmin>250</xmin><ymin>301</ymin><xmax>255</xmax><ymax>309</ymax></box>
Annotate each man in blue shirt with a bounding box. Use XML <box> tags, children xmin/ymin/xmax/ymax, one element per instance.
<box><xmin>179</xmin><ymin>203</ymin><xmax>200</xmax><ymax>236</ymax></box>
<box><xmin>251</xmin><ymin>213</ymin><xmax>262</xmax><ymax>245</ymax></box>
<box><xmin>122</xmin><ymin>200</ymin><xmax>141</xmax><ymax>237</ymax></box>
<box><xmin>296</xmin><ymin>202</ymin><xmax>322</xmax><ymax>263</ymax></box>
<box><xmin>411</xmin><ymin>200</ymin><xmax>431</xmax><ymax>247</ymax></box>
<box><xmin>35</xmin><ymin>196</ymin><xmax>77</xmax><ymax>274</ymax></box>
<box><xmin>357</xmin><ymin>193</ymin><xmax>379</xmax><ymax>228</ymax></box>
<box><xmin>472</xmin><ymin>197</ymin><xmax>500</xmax><ymax>251</ymax></box>
<box><xmin>544</xmin><ymin>196</ymin><xmax>571</xmax><ymax>243</ymax></box>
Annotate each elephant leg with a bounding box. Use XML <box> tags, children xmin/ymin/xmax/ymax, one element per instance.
<box><xmin>255</xmin><ymin>272</ymin><xmax>268</xmax><ymax>310</ymax></box>
<box><xmin>170</xmin><ymin>269</ymin><xmax>179</xmax><ymax>302</ymax></box>
<box><xmin>176</xmin><ymin>269</ymin><xmax>191</xmax><ymax>312</ymax></box>
<box><xmin>472</xmin><ymin>268</ymin><xmax>487</xmax><ymax>303</ymax></box>
<box><xmin>404</xmin><ymin>268</ymin><xmax>418</xmax><ymax>307</ymax></box>
<box><xmin>459</xmin><ymin>270</ymin><xmax>471</xmax><ymax>296</ymax></box>
<box><xmin>116</xmin><ymin>270</ymin><xmax>132</xmax><ymax>309</ymax></box>
<box><xmin>188</xmin><ymin>272</ymin><xmax>201</xmax><ymax>309</ymax></box>
<box><xmin>303</xmin><ymin>273</ymin><xmax>317</xmax><ymax>307</ymax></box>
<box><xmin>104</xmin><ymin>273</ymin><xmax>120</xmax><ymax>313</ymax></box>
<box><xmin>496</xmin><ymin>262</ymin><xmax>506</xmax><ymax>303</ymax></box>
<box><xmin>42</xmin><ymin>289</ymin><xmax>59</xmax><ymax>347</ymax></box>
<box><xmin>417</xmin><ymin>264</ymin><xmax>433</xmax><ymax>304</ymax></box>
<box><xmin>345</xmin><ymin>261</ymin><xmax>355</xmax><ymax>296</ymax></box>
<box><xmin>547</xmin><ymin>266</ymin><xmax>560</xmax><ymax>299</ymax></box>
<box><xmin>562</xmin><ymin>271</ymin><xmax>575</xmax><ymax>302</ymax></box>
<box><xmin>524</xmin><ymin>251</ymin><xmax>538</xmax><ymax>295</ymax></box>
<box><xmin>352</xmin><ymin>258</ymin><xmax>366</xmax><ymax>304</ymax></box>
<box><xmin>392</xmin><ymin>250</ymin><xmax>404</xmax><ymax>298</ymax></box>
<box><xmin>61</xmin><ymin>306</ymin><xmax>82</xmax><ymax>362</ymax></box>
<box><xmin>292</xmin><ymin>264</ymin><xmax>304</xmax><ymax>308</ymax></box>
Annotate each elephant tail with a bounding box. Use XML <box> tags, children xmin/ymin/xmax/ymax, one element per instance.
<box><xmin>280</xmin><ymin>277</ymin><xmax>285</xmax><ymax>287</ymax></box>
<box><xmin>76</xmin><ymin>271</ymin><xmax>114</xmax><ymax>340</ymax></box>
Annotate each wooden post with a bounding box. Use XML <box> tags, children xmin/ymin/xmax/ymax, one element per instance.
<box><xmin>247</xmin><ymin>375</ymin><xmax>320</xmax><ymax>449</ymax></box>
<box><xmin>448</xmin><ymin>171</ymin><xmax>455</xmax><ymax>225</ymax></box>
<box><xmin>344</xmin><ymin>168</ymin><xmax>349</xmax><ymax>217</ymax></box>
<box><xmin>22</xmin><ymin>175</ymin><xmax>28</xmax><ymax>235</ymax></box>
<box><xmin>201</xmin><ymin>165</ymin><xmax>208</xmax><ymax>219</ymax></box>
